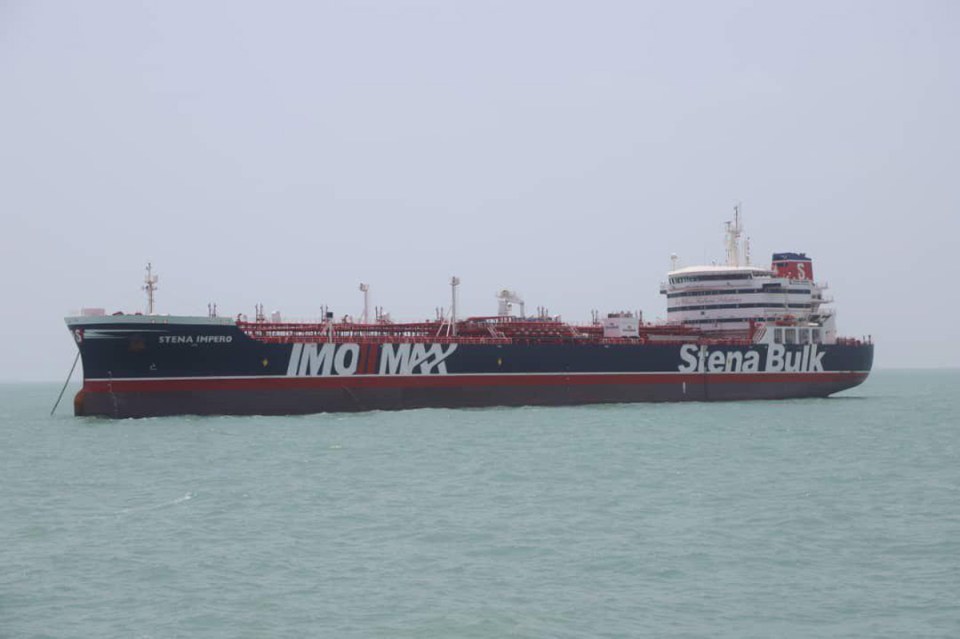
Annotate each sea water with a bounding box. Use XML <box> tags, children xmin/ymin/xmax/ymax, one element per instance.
<box><xmin>2</xmin><ymin>371</ymin><xmax>958</xmax><ymax>638</ymax></box>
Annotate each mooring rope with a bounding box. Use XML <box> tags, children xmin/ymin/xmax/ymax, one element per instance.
<box><xmin>50</xmin><ymin>351</ymin><xmax>81</xmax><ymax>416</ymax></box>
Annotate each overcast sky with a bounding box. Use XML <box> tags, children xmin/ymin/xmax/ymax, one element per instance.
<box><xmin>1</xmin><ymin>0</ymin><xmax>957</xmax><ymax>380</ymax></box>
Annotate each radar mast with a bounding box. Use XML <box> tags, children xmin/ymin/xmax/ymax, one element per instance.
<box><xmin>725</xmin><ymin>204</ymin><xmax>746</xmax><ymax>267</ymax></box>
<box><xmin>143</xmin><ymin>263</ymin><xmax>159</xmax><ymax>315</ymax></box>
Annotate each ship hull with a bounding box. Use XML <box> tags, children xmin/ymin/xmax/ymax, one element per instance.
<box><xmin>74</xmin><ymin>372</ymin><xmax>870</xmax><ymax>418</ymax></box>
<box><xmin>67</xmin><ymin>317</ymin><xmax>873</xmax><ymax>418</ymax></box>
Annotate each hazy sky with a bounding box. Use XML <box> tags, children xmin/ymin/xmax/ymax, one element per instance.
<box><xmin>1</xmin><ymin>0</ymin><xmax>958</xmax><ymax>380</ymax></box>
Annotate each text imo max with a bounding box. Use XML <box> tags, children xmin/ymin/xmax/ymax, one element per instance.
<box><xmin>678</xmin><ymin>344</ymin><xmax>825</xmax><ymax>373</ymax></box>
<box><xmin>287</xmin><ymin>343</ymin><xmax>458</xmax><ymax>376</ymax></box>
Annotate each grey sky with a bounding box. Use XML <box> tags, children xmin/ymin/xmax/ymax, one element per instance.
<box><xmin>1</xmin><ymin>0</ymin><xmax>957</xmax><ymax>380</ymax></box>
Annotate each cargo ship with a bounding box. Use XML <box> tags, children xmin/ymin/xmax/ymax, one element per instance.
<box><xmin>66</xmin><ymin>210</ymin><xmax>873</xmax><ymax>417</ymax></box>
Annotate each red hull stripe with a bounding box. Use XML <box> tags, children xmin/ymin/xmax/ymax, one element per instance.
<box><xmin>83</xmin><ymin>372</ymin><xmax>869</xmax><ymax>393</ymax></box>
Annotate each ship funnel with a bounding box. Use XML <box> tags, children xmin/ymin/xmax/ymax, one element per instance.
<box><xmin>772</xmin><ymin>252</ymin><xmax>814</xmax><ymax>281</ymax></box>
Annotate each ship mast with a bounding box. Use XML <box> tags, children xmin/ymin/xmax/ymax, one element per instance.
<box><xmin>143</xmin><ymin>262</ymin><xmax>159</xmax><ymax>315</ymax></box>
<box><xmin>450</xmin><ymin>276</ymin><xmax>460</xmax><ymax>336</ymax></box>
<box><xmin>359</xmin><ymin>283</ymin><xmax>370</xmax><ymax>324</ymax></box>
<box><xmin>724</xmin><ymin>204</ymin><xmax>745</xmax><ymax>267</ymax></box>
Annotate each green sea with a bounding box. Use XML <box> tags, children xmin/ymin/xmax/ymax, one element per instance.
<box><xmin>2</xmin><ymin>371</ymin><xmax>958</xmax><ymax>638</ymax></box>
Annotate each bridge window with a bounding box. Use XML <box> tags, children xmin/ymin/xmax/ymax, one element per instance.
<box><xmin>672</xmin><ymin>273</ymin><xmax>754</xmax><ymax>284</ymax></box>
<box><xmin>784</xmin><ymin>328</ymin><xmax>797</xmax><ymax>344</ymax></box>
<box><xmin>774</xmin><ymin>328</ymin><xmax>783</xmax><ymax>344</ymax></box>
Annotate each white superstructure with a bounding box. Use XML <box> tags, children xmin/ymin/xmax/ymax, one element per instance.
<box><xmin>661</xmin><ymin>209</ymin><xmax>836</xmax><ymax>344</ymax></box>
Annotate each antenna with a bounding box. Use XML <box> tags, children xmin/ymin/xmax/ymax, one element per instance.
<box><xmin>359</xmin><ymin>283</ymin><xmax>370</xmax><ymax>324</ymax></box>
<box><xmin>143</xmin><ymin>262</ymin><xmax>159</xmax><ymax>315</ymax></box>
<box><xmin>670</xmin><ymin>253</ymin><xmax>679</xmax><ymax>270</ymax></box>
<box><xmin>450</xmin><ymin>276</ymin><xmax>460</xmax><ymax>336</ymax></box>
<box><xmin>725</xmin><ymin>203</ymin><xmax>744</xmax><ymax>267</ymax></box>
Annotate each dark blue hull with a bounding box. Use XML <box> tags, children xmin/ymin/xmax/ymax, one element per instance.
<box><xmin>67</xmin><ymin>318</ymin><xmax>874</xmax><ymax>418</ymax></box>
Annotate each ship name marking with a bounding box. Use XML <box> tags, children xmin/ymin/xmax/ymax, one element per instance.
<box><xmin>159</xmin><ymin>335</ymin><xmax>233</xmax><ymax>344</ymax></box>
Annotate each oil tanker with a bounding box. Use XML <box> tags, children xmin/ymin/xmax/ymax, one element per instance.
<box><xmin>65</xmin><ymin>211</ymin><xmax>873</xmax><ymax>417</ymax></box>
